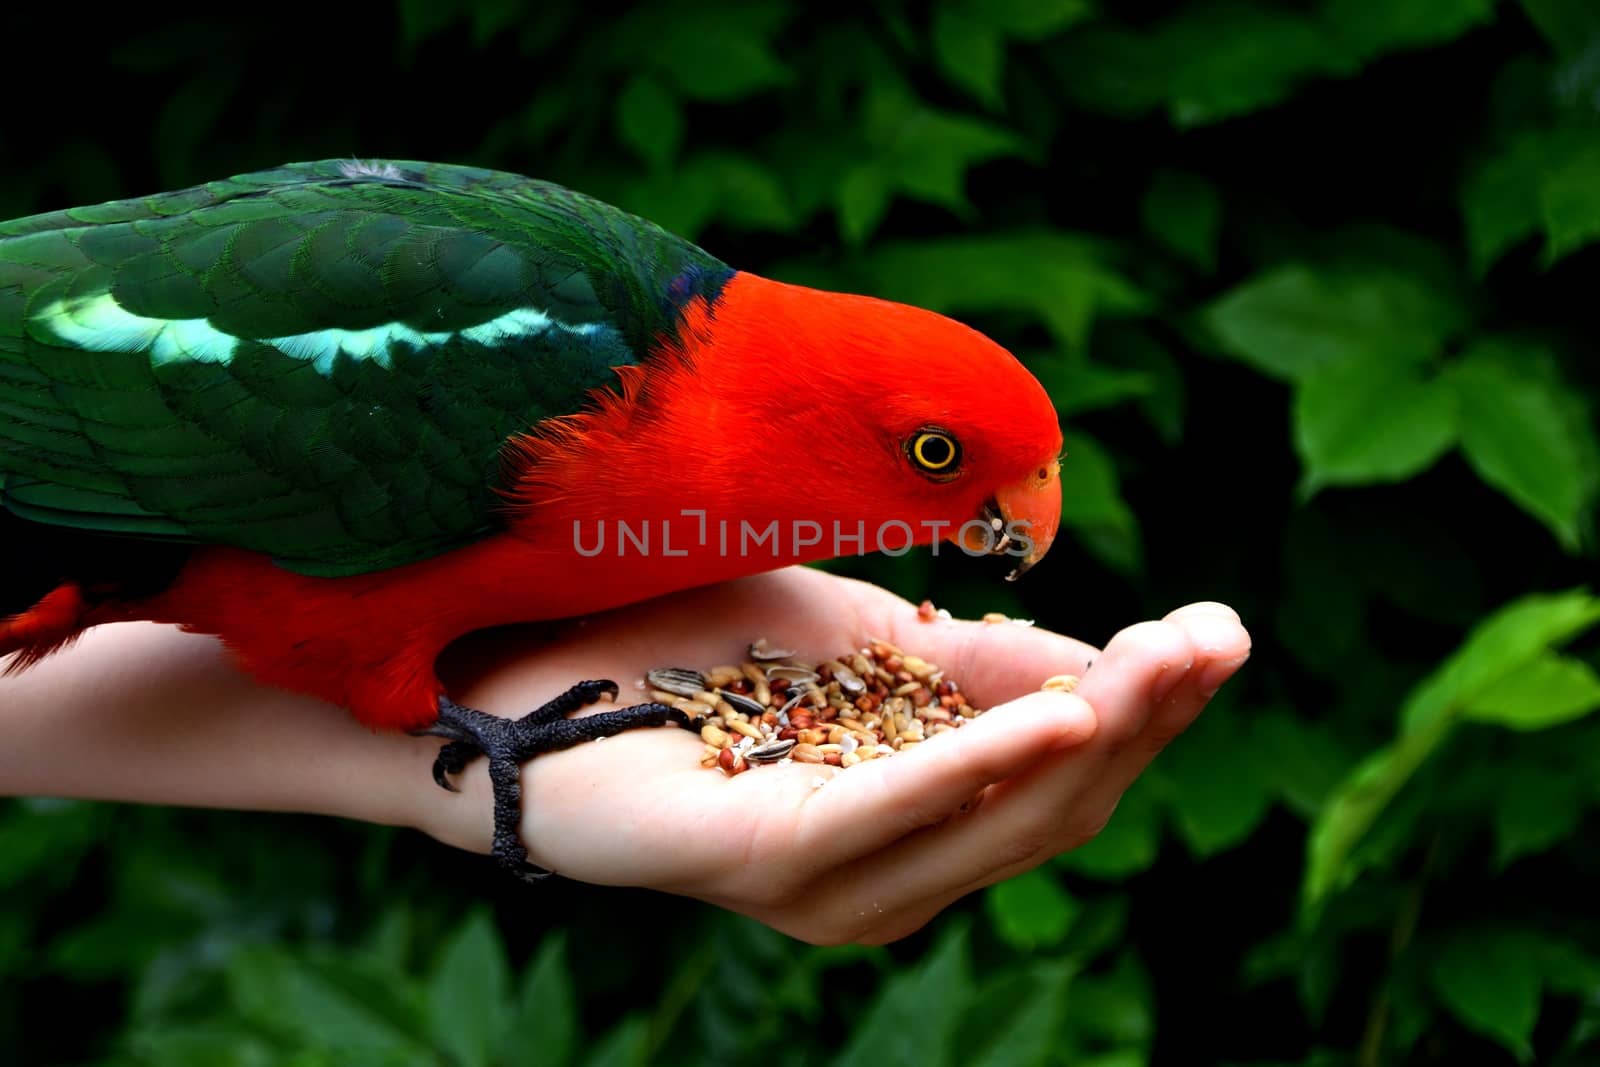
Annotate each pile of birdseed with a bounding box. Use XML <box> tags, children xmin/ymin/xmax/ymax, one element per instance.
<box><xmin>644</xmin><ymin>637</ymin><xmax>1080</xmax><ymax>777</ymax></box>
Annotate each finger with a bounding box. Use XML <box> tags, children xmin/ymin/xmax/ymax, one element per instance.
<box><xmin>1068</xmin><ymin>608</ymin><xmax>1250</xmax><ymax>814</ymax></box>
<box><xmin>786</xmin><ymin>691</ymin><xmax>1096</xmax><ymax>871</ymax></box>
<box><xmin>859</xmin><ymin>599</ymin><xmax>1099</xmax><ymax>708</ymax></box>
<box><xmin>796</xmin><ymin>619</ymin><xmax>1198</xmax><ymax>934</ymax></box>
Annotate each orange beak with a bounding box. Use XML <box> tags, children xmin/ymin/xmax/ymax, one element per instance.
<box><xmin>995</xmin><ymin>459</ymin><xmax>1061</xmax><ymax>580</ymax></box>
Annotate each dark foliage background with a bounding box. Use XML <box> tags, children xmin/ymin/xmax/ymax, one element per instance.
<box><xmin>3</xmin><ymin>1</ymin><xmax>1599</xmax><ymax>1064</ymax></box>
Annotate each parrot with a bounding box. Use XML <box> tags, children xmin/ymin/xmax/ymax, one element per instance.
<box><xmin>0</xmin><ymin>159</ymin><xmax>1064</xmax><ymax>878</ymax></box>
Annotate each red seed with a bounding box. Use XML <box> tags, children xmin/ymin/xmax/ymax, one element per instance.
<box><xmin>917</xmin><ymin>599</ymin><xmax>937</xmax><ymax>621</ymax></box>
<box><xmin>778</xmin><ymin>727</ymin><xmax>800</xmax><ymax>741</ymax></box>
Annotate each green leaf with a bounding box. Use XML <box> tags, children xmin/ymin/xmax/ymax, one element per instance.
<box><xmin>985</xmin><ymin>869</ymin><xmax>1080</xmax><ymax>950</ymax></box>
<box><xmin>1058</xmin><ymin>774</ymin><xmax>1161</xmax><ymax>878</ymax></box>
<box><xmin>973</xmin><ymin>0</ymin><xmax>1094</xmax><ymax>39</ymax></box>
<box><xmin>1461</xmin><ymin>131</ymin><xmax>1547</xmax><ymax>273</ymax></box>
<box><xmin>1539</xmin><ymin>136</ymin><xmax>1600</xmax><ymax>262</ymax></box>
<box><xmin>1095</xmin><ymin>327</ymin><xmax>1186</xmax><ymax>444</ymax></box>
<box><xmin>860</xmin><ymin>231</ymin><xmax>1148</xmax><ymax>351</ymax></box>
<box><xmin>583</xmin><ymin>1015</ymin><xmax>648</xmax><ymax>1067</ymax></box>
<box><xmin>1520</xmin><ymin>0</ymin><xmax>1600</xmax><ymax>58</ymax></box>
<box><xmin>868</xmin><ymin>86</ymin><xmax>1027</xmax><ymax>213</ymax></box>
<box><xmin>1162</xmin><ymin>6</ymin><xmax>1357</xmax><ymax>127</ymax></box>
<box><xmin>1305</xmin><ymin>590</ymin><xmax>1600</xmax><ymax>907</ymax></box>
<box><xmin>1447</xmin><ymin>342</ymin><xmax>1599</xmax><ymax>550</ymax></box>
<box><xmin>1324</xmin><ymin>0</ymin><xmax>1496</xmax><ymax>58</ymax></box>
<box><xmin>1293</xmin><ymin>351</ymin><xmax>1457</xmax><ymax>493</ymax></box>
<box><xmin>1141</xmin><ymin>170</ymin><xmax>1222</xmax><ymax>273</ymax></box>
<box><xmin>1205</xmin><ymin>264</ymin><xmax>1462</xmax><ymax>382</ymax></box>
<box><xmin>837</xmin><ymin>164</ymin><xmax>892</xmax><ymax>244</ymax></box>
<box><xmin>931</xmin><ymin>5</ymin><xmax>1005</xmax><ymax>108</ymax></box>
<box><xmin>1253</xmin><ymin>710</ymin><xmax>1359</xmax><ymax>819</ymax></box>
<box><xmin>621</xmin><ymin>153</ymin><xmax>795</xmax><ymax>238</ymax></box>
<box><xmin>615</xmin><ymin>75</ymin><xmax>683</xmax><ymax>170</ymax></box>
<box><xmin>629</xmin><ymin>3</ymin><xmax>792</xmax><ymax>101</ymax></box>
<box><xmin>930</xmin><ymin>0</ymin><xmax>1093</xmax><ymax>106</ymax></box>
<box><xmin>1059</xmin><ymin>431</ymin><xmax>1141</xmax><ymax>576</ymax></box>
<box><xmin>227</xmin><ymin>947</ymin><xmax>431</xmax><ymax>1061</ymax></box>
<box><xmin>969</xmin><ymin>958</ymin><xmax>1076</xmax><ymax>1067</ymax></box>
<box><xmin>836</xmin><ymin>921</ymin><xmax>973</xmax><ymax>1067</ymax></box>
<box><xmin>1490</xmin><ymin>763</ymin><xmax>1583</xmax><ymax>867</ymax></box>
<box><xmin>1062</xmin><ymin>952</ymin><xmax>1154</xmax><ymax>1049</ymax></box>
<box><xmin>426</xmin><ymin>909</ymin><xmax>511</xmax><ymax>1067</ymax></box>
<box><xmin>1026</xmin><ymin>352</ymin><xmax>1154</xmax><ymax>418</ymax></box>
<box><xmin>1463</xmin><ymin>651</ymin><xmax>1600</xmax><ymax>730</ymax></box>
<box><xmin>500</xmin><ymin>933</ymin><xmax>578</xmax><ymax>1067</ymax></box>
<box><xmin>1161</xmin><ymin>705</ymin><xmax>1275</xmax><ymax>855</ymax></box>
<box><xmin>1430</xmin><ymin>929</ymin><xmax>1544</xmax><ymax>1060</ymax></box>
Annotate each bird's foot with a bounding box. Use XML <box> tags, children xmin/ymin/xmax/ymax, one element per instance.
<box><xmin>416</xmin><ymin>681</ymin><xmax>693</xmax><ymax>882</ymax></box>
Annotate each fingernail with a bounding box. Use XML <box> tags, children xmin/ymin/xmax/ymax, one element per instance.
<box><xmin>1183</xmin><ymin>614</ymin><xmax>1245</xmax><ymax>654</ymax></box>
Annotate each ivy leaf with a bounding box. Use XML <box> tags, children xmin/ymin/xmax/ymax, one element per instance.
<box><xmin>1059</xmin><ymin>431</ymin><xmax>1141</xmax><ymax>576</ymax></box>
<box><xmin>969</xmin><ymin>959</ymin><xmax>1076</xmax><ymax>1067</ymax></box>
<box><xmin>976</xmin><ymin>0</ymin><xmax>1094</xmax><ymax>39</ymax></box>
<box><xmin>227</xmin><ymin>947</ymin><xmax>430</xmax><ymax>1060</ymax></box>
<box><xmin>836</xmin><ymin>921</ymin><xmax>973</xmax><ymax>1067</ymax></box>
<box><xmin>985</xmin><ymin>869</ymin><xmax>1080</xmax><ymax>950</ymax></box>
<box><xmin>931</xmin><ymin>0</ymin><xmax>1093</xmax><ymax>106</ymax></box>
<box><xmin>931</xmin><ymin>4</ymin><xmax>1005</xmax><ymax>108</ymax></box>
<box><xmin>1141</xmin><ymin>170</ymin><xmax>1222</xmax><ymax>273</ymax></box>
<box><xmin>614</xmin><ymin>75</ymin><xmax>683</xmax><ymax>170</ymax></box>
<box><xmin>1025</xmin><ymin>351</ymin><xmax>1154</xmax><ymax>418</ymax></box>
<box><xmin>1305</xmin><ymin>590</ymin><xmax>1600</xmax><ymax>908</ymax></box>
<box><xmin>837</xmin><ymin>165</ymin><xmax>892</xmax><ymax>245</ymax></box>
<box><xmin>1160</xmin><ymin>704</ymin><xmax>1274</xmax><ymax>856</ymax></box>
<box><xmin>1429</xmin><ymin>929</ymin><xmax>1545</xmax><ymax>1060</ymax></box>
<box><xmin>839</xmin><ymin>81</ymin><xmax>1028</xmax><ymax>242</ymax></box>
<box><xmin>1205</xmin><ymin>264</ymin><xmax>1462</xmax><ymax>382</ymax></box>
<box><xmin>1539</xmin><ymin>136</ymin><xmax>1600</xmax><ymax>263</ymax></box>
<box><xmin>621</xmin><ymin>153</ymin><xmax>794</xmax><ymax>238</ymax></box>
<box><xmin>583</xmin><ymin>1016</ymin><xmax>648</xmax><ymax>1067</ymax></box>
<box><xmin>1489</xmin><ymin>763</ymin><xmax>1583</xmax><ymax>868</ymax></box>
<box><xmin>861</xmin><ymin>231</ymin><xmax>1149</xmax><ymax>350</ymax></box>
<box><xmin>627</xmin><ymin>2</ymin><xmax>792</xmax><ymax>101</ymax></box>
<box><xmin>1293</xmin><ymin>351</ymin><xmax>1457</xmax><ymax>493</ymax></box>
<box><xmin>1162</xmin><ymin>6</ymin><xmax>1357</xmax><ymax>127</ymax></box>
<box><xmin>1462</xmin><ymin>130</ymin><xmax>1548</xmax><ymax>273</ymax></box>
<box><xmin>1058</xmin><ymin>774</ymin><xmax>1161</xmax><ymax>878</ymax></box>
<box><xmin>426</xmin><ymin>909</ymin><xmax>511</xmax><ymax>1067</ymax></box>
<box><xmin>1324</xmin><ymin>0</ymin><xmax>1495</xmax><ymax>58</ymax></box>
<box><xmin>500</xmin><ymin>933</ymin><xmax>578</xmax><ymax>1067</ymax></box>
<box><xmin>1463</xmin><ymin>651</ymin><xmax>1600</xmax><ymax>730</ymax></box>
<box><xmin>1520</xmin><ymin>0</ymin><xmax>1600</xmax><ymax>58</ymax></box>
<box><xmin>1253</xmin><ymin>710</ymin><xmax>1358</xmax><ymax>818</ymax></box>
<box><xmin>1446</xmin><ymin>341</ymin><xmax>1599</xmax><ymax>551</ymax></box>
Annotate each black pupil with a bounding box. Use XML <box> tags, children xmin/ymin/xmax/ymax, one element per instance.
<box><xmin>922</xmin><ymin>435</ymin><xmax>952</xmax><ymax>466</ymax></box>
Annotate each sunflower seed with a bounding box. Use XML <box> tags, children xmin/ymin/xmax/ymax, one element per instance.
<box><xmin>748</xmin><ymin>639</ymin><xmax>796</xmax><ymax>661</ymax></box>
<box><xmin>746</xmin><ymin>738</ymin><xmax>798</xmax><ymax>763</ymax></box>
<box><xmin>765</xmin><ymin>665</ymin><xmax>820</xmax><ymax>684</ymax></box>
<box><xmin>646</xmin><ymin>667</ymin><xmax>709</xmax><ymax>698</ymax></box>
<box><xmin>719</xmin><ymin>690</ymin><xmax>768</xmax><ymax>718</ymax></box>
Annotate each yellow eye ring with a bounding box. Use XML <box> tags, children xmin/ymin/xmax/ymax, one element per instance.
<box><xmin>909</xmin><ymin>430</ymin><xmax>961</xmax><ymax>475</ymax></box>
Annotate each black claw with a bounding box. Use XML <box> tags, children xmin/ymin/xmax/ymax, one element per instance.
<box><xmin>421</xmin><ymin>683</ymin><xmax>691</xmax><ymax>880</ymax></box>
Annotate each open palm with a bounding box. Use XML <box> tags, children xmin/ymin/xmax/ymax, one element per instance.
<box><xmin>429</xmin><ymin>566</ymin><xmax>1251</xmax><ymax>944</ymax></box>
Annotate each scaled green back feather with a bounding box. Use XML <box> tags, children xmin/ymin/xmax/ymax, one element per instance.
<box><xmin>0</xmin><ymin>160</ymin><xmax>731</xmax><ymax>576</ymax></box>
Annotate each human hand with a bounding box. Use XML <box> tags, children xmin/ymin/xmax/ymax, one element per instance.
<box><xmin>424</xmin><ymin>565</ymin><xmax>1251</xmax><ymax>944</ymax></box>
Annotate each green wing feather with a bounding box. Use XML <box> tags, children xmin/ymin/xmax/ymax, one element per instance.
<box><xmin>0</xmin><ymin>160</ymin><xmax>732</xmax><ymax>576</ymax></box>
